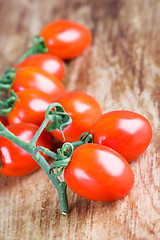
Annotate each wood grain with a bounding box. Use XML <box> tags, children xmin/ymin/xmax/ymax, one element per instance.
<box><xmin>0</xmin><ymin>0</ymin><xmax>160</xmax><ymax>239</ymax></box>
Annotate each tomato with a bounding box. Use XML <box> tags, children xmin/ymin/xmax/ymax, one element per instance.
<box><xmin>7</xmin><ymin>89</ymin><xmax>55</xmax><ymax>126</ymax></box>
<box><xmin>14</xmin><ymin>53</ymin><xmax>65</xmax><ymax>81</ymax></box>
<box><xmin>51</xmin><ymin>91</ymin><xmax>102</xmax><ymax>142</ymax></box>
<box><xmin>0</xmin><ymin>123</ymin><xmax>52</xmax><ymax>176</ymax></box>
<box><xmin>11</xmin><ymin>67</ymin><xmax>65</xmax><ymax>98</ymax></box>
<box><xmin>92</xmin><ymin>111</ymin><xmax>152</xmax><ymax>162</ymax></box>
<box><xmin>64</xmin><ymin>143</ymin><xmax>134</xmax><ymax>201</ymax></box>
<box><xmin>0</xmin><ymin>116</ymin><xmax>8</xmax><ymax>126</ymax></box>
<box><xmin>40</xmin><ymin>19</ymin><xmax>92</xmax><ymax>59</ymax></box>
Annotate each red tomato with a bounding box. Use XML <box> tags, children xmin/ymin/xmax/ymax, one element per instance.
<box><xmin>64</xmin><ymin>143</ymin><xmax>134</xmax><ymax>201</ymax></box>
<box><xmin>11</xmin><ymin>67</ymin><xmax>65</xmax><ymax>98</ymax></box>
<box><xmin>51</xmin><ymin>91</ymin><xmax>102</xmax><ymax>142</ymax></box>
<box><xmin>0</xmin><ymin>123</ymin><xmax>52</xmax><ymax>176</ymax></box>
<box><xmin>7</xmin><ymin>89</ymin><xmax>54</xmax><ymax>126</ymax></box>
<box><xmin>40</xmin><ymin>19</ymin><xmax>92</xmax><ymax>59</ymax></box>
<box><xmin>92</xmin><ymin>111</ymin><xmax>152</xmax><ymax>162</ymax></box>
<box><xmin>0</xmin><ymin>116</ymin><xmax>8</xmax><ymax>126</ymax></box>
<box><xmin>14</xmin><ymin>53</ymin><xmax>65</xmax><ymax>81</ymax></box>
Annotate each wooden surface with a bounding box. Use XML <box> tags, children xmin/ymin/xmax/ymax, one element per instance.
<box><xmin>0</xmin><ymin>0</ymin><xmax>160</xmax><ymax>239</ymax></box>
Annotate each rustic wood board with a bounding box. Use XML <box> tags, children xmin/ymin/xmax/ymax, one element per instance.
<box><xmin>0</xmin><ymin>0</ymin><xmax>160</xmax><ymax>239</ymax></box>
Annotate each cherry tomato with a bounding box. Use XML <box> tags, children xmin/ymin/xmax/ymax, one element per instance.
<box><xmin>0</xmin><ymin>116</ymin><xmax>8</xmax><ymax>126</ymax></box>
<box><xmin>0</xmin><ymin>123</ymin><xmax>52</xmax><ymax>177</ymax></box>
<box><xmin>14</xmin><ymin>53</ymin><xmax>65</xmax><ymax>81</ymax></box>
<box><xmin>51</xmin><ymin>91</ymin><xmax>102</xmax><ymax>142</ymax></box>
<box><xmin>11</xmin><ymin>67</ymin><xmax>65</xmax><ymax>98</ymax></box>
<box><xmin>64</xmin><ymin>143</ymin><xmax>134</xmax><ymax>201</ymax></box>
<box><xmin>40</xmin><ymin>19</ymin><xmax>92</xmax><ymax>59</ymax></box>
<box><xmin>7</xmin><ymin>89</ymin><xmax>55</xmax><ymax>126</ymax></box>
<box><xmin>92</xmin><ymin>111</ymin><xmax>152</xmax><ymax>162</ymax></box>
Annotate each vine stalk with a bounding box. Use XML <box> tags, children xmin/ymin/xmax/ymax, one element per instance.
<box><xmin>0</xmin><ymin>103</ymin><xmax>93</xmax><ymax>214</ymax></box>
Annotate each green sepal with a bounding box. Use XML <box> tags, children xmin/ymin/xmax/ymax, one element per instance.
<box><xmin>45</xmin><ymin>103</ymin><xmax>72</xmax><ymax>140</ymax></box>
<box><xmin>0</xmin><ymin>68</ymin><xmax>17</xmax><ymax>91</ymax></box>
<box><xmin>31</xmin><ymin>35</ymin><xmax>48</xmax><ymax>53</ymax></box>
<box><xmin>49</xmin><ymin>142</ymin><xmax>74</xmax><ymax>176</ymax></box>
<box><xmin>79</xmin><ymin>131</ymin><xmax>93</xmax><ymax>143</ymax></box>
<box><xmin>0</xmin><ymin>90</ymin><xmax>18</xmax><ymax>116</ymax></box>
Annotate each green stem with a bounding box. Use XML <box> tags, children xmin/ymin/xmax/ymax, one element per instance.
<box><xmin>33</xmin><ymin>150</ymin><xmax>68</xmax><ymax>214</ymax></box>
<box><xmin>35</xmin><ymin>146</ymin><xmax>61</xmax><ymax>159</ymax></box>
<box><xmin>17</xmin><ymin>35</ymin><xmax>48</xmax><ymax>63</ymax></box>
<box><xmin>71</xmin><ymin>132</ymin><xmax>93</xmax><ymax>148</ymax></box>
<box><xmin>17</xmin><ymin>48</ymin><xmax>37</xmax><ymax>63</ymax></box>
<box><xmin>30</xmin><ymin>116</ymin><xmax>50</xmax><ymax>146</ymax></box>
<box><xmin>0</xmin><ymin>102</ymin><xmax>73</xmax><ymax>213</ymax></box>
<box><xmin>57</xmin><ymin>182</ymin><xmax>68</xmax><ymax>215</ymax></box>
<box><xmin>71</xmin><ymin>140</ymin><xmax>85</xmax><ymax>148</ymax></box>
<box><xmin>0</xmin><ymin>125</ymin><xmax>31</xmax><ymax>150</ymax></box>
<box><xmin>0</xmin><ymin>103</ymin><xmax>93</xmax><ymax>214</ymax></box>
<box><xmin>0</xmin><ymin>122</ymin><xmax>69</xmax><ymax>214</ymax></box>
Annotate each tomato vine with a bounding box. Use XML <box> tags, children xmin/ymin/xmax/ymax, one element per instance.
<box><xmin>0</xmin><ymin>19</ymin><xmax>152</xmax><ymax>215</ymax></box>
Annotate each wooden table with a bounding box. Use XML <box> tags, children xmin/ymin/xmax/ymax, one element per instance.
<box><xmin>0</xmin><ymin>0</ymin><xmax>160</xmax><ymax>239</ymax></box>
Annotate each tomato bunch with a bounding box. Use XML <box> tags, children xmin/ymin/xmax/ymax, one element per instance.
<box><xmin>0</xmin><ymin>19</ymin><xmax>152</xmax><ymax>205</ymax></box>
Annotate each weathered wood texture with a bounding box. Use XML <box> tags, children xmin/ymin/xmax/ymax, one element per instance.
<box><xmin>0</xmin><ymin>0</ymin><xmax>160</xmax><ymax>239</ymax></box>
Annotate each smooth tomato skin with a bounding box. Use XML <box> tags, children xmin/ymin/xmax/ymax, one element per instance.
<box><xmin>0</xmin><ymin>116</ymin><xmax>8</xmax><ymax>126</ymax></box>
<box><xmin>14</xmin><ymin>53</ymin><xmax>65</xmax><ymax>81</ymax></box>
<box><xmin>11</xmin><ymin>67</ymin><xmax>65</xmax><ymax>98</ymax></box>
<box><xmin>40</xmin><ymin>19</ymin><xmax>92</xmax><ymax>59</ymax></box>
<box><xmin>64</xmin><ymin>143</ymin><xmax>134</xmax><ymax>201</ymax></box>
<box><xmin>7</xmin><ymin>89</ymin><xmax>54</xmax><ymax>126</ymax></box>
<box><xmin>51</xmin><ymin>91</ymin><xmax>102</xmax><ymax>142</ymax></box>
<box><xmin>0</xmin><ymin>123</ymin><xmax>52</xmax><ymax>177</ymax></box>
<box><xmin>92</xmin><ymin>111</ymin><xmax>152</xmax><ymax>162</ymax></box>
